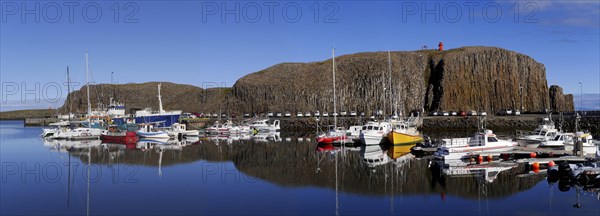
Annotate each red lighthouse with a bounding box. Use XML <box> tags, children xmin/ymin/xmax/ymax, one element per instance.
<box><xmin>438</xmin><ymin>42</ymin><xmax>444</xmax><ymax>51</ymax></box>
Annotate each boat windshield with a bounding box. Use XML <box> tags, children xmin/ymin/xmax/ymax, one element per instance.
<box><xmin>362</xmin><ymin>126</ymin><xmax>367</xmax><ymax>130</ymax></box>
<box><xmin>534</xmin><ymin>129</ymin><xmax>542</xmax><ymax>135</ymax></box>
<box><xmin>487</xmin><ymin>137</ymin><xmax>499</xmax><ymax>142</ymax></box>
<box><xmin>373</xmin><ymin>126</ymin><xmax>380</xmax><ymax>131</ymax></box>
<box><xmin>553</xmin><ymin>135</ymin><xmax>561</xmax><ymax>141</ymax></box>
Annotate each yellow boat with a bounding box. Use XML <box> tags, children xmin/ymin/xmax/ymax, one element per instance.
<box><xmin>386</xmin><ymin>131</ymin><xmax>423</xmax><ymax>159</ymax></box>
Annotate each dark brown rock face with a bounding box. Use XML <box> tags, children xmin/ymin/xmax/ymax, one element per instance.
<box><xmin>61</xmin><ymin>47</ymin><xmax>574</xmax><ymax>115</ymax></box>
<box><xmin>549</xmin><ymin>85</ymin><xmax>575</xmax><ymax>112</ymax></box>
<box><xmin>228</xmin><ymin>46</ymin><xmax>572</xmax><ymax>115</ymax></box>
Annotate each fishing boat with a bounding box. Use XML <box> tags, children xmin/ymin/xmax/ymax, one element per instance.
<box><xmin>167</xmin><ymin>123</ymin><xmax>199</xmax><ymax>137</ymax></box>
<box><xmin>539</xmin><ymin>132</ymin><xmax>574</xmax><ymax>148</ymax></box>
<box><xmin>205</xmin><ymin>121</ymin><xmax>231</xmax><ymax>134</ymax></box>
<box><xmin>134</xmin><ymin>83</ymin><xmax>182</xmax><ymax>127</ymax></box>
<box><xmin>136</xmin><ymin>124</ymin><xmax>169</xmax><ymax>139</ymax></box>
<box><xmin>435</xmin><ymin>129</ymin><xmax>517</xmax><ymax>157</ymax></box>
<box><xmin>516</xmin><ymin>117</ymin><xmax>558</xmax><ymax>148</ymax></box>
<box><xmin>387</xmin><ymin>120</ymin><xmax>423</xmax><ymax>148</ymax></box>
<box><xmin>359</xmin><ymin>121</ymin><xmax>392</xmax><ymax>145</ymax></box>
<box><xmin>564</xmin><ymin>132</ymin><xmax>599</xmax><ymax>156</ymax></box>
<box><xmin>250</xmin><ymin>119</ymin><xmax>280</xmax><ymax>133</ymax></box>
<box><xmin>101</xmin><ymin>125</ymin><xmax>138</xmax><ymax>144</ymax></box>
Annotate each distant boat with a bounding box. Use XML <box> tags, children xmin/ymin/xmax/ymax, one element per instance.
<box><xmin>206</xmin><ymin>121</ymin><xmax>231</xmax><ymax>135</ymax></box>
<box><xmin>250</xmin><ymin>119</ymin><xmax>280</xmax><ymax>133</ymax></box>
<box><xmin>41</xmin><ymin>121</ymin><xmax>70</xmax><ymax>137</ymax></box>
<box><xmin>136</xmin><ymin>124</ymin><xmax>169</xmax><ymax>139</ymax></box>
<box><xmin>386</xmin><ymin>118</ymin><xmax>423</xmax><ymax>153</ymax></box>
<box><xmin>539</xmin><ymin>132</ymin><xmax>574</xmax><ymax>148</ymax></box>
<box><xmin>564</xmin><ymin>132</ymin><xmax>599</xmax><ymax>156</ymax></box>
<box><xmin>101</xmin><ymin>125</ymin><xmax>138</xmax><ymax>144</ymax></box>
<box><xmin>435</xmin><ymin>129</ymin><xmax>517</xmax><ymax>158</ymax></box>
<box><xmin>359</xmin><ymin>121</ymin><xmax>392</xmax><ymax>145</ymax></box>
<box><xmin>516</xmin><ymin>117</ymin><xmax>558</xmax><ymax>148</ymax></box>
<box><xmin>167</xmin><ymin>123</ymin><xmax>199</xmax><ymax>137</ymax></box>
<box><xmin>134</xmin><ymin>83</ymin><xmax>182</xmax><ymax>127</ymax></box>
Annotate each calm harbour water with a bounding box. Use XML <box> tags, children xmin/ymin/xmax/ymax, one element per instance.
<box><xmin>1</xmin><ymin>120</ymin><xmax>599</xmax><ymax>215</ymax></box>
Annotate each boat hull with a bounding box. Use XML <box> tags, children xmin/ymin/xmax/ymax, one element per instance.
<box><xmin>136</xmin><ymin>131</ymin><xmax>169</xmax><ymax>139</ymax></box>
<box><xmin>387</xmin><ymin>131</ymin><xmax>423</xmax><ymax>146</ymax></box>
<box><xmin>101</xmin><ymin>132</ymin><xmax>138</xmax><ymax>144</ymax></box>
<box><xmin>360</xmin><ymin>133</ymin><xmax>387</xmax><ymax>146</ymax></box>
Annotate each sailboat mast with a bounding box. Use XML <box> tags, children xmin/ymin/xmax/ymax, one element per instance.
<box><xmin>67</xmin><ymin>66</ymin><xmax>72</xmax><ymax>121</ymax></box>
<box><xmin>158</xmin><ymin>83</ymin><xmax>164</xmax><ymax>114</ymax></box>
<box><xmin>85</xmin><ymin>52</ymin><xmax>92</xmax><ymax>119</ymax></box>
<box><xmin>332</xmin><ymin>48</ymin><xmax>337</xmax><ymax>128</ymax></box>
<box><xmin>388</xmin><ymin>51</ymin><xmax>393</xmax><ymax>116</ymax></box>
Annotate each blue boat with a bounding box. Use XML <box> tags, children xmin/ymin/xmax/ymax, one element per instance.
<box><xmin>133</xmin><ymin>83</ymin><xmax>182</xmax><ymax>127</ymax></box>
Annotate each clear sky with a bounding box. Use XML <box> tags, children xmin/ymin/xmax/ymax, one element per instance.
<box><xmin>1</xmin><ymin>0</ymin><xmax>599</xmax><ymax>110</ymax></box>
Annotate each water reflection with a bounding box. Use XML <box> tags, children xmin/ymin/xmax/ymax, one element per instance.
<box><xmin>39</xmin><ymin>131</ymin><xmax>598</xmax><ymax>206</ymax></box>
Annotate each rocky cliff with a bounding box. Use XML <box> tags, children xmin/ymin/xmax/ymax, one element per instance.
<box><xmin>549</xmin><ymin>85</ymin><xmax>575</xmax><ymax>112</ymax></box>
<box><xmin>61</xmin><ymin>46</ymin><xmax>574</xmax><ymax>115</ymax></box>
<box><xmin>228</xmin><ymin>46</ymin><xmax>572</xmax><ymax>115</ymax></box>
<box><xmin>59</xmin><ymin>82</ymin><xmax>229</xmax><ymax>114</ymax></box>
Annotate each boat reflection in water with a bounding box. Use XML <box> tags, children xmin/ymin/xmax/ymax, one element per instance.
<box><xmin>38</xmin><ymin>130</ymin><xmax>600</xmax><ymax>215</ymax></box>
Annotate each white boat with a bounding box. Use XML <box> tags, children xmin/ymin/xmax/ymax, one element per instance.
<box><xmin>205</xmin><ymin>121</ymin><xmax>231</xmax><ymax>134</ymax></box>
<box><xmin>137</xmin><ymin>124</ymin><xmax>169</xmax><ymax>139</ymax></box>
<box><xmin>249</xmin><ymin>119</ymin><xmax>280</xmax><ymax>133</ymax></box>
<box><xmin>539</xmin><ymin>132</ymin><xmax>574</xmax><ymax>148</ymax></box>
<box><xmin>346</xmin><ymin>125</ymin><xmax>363</xmax><ymax>138</ymax></box>
<box><xmin>564</xmin><ymin>132</ymin><xmax>599</xmax><ymax>156</ymax></box>
<box><xmin>359</xmin><ymin>121</ymin><xmax>392</xmax><ymax>145</ymax></box>
<box><xmin>516</xmin><ymin>117</ymin><xmax>558</xmax><ymax>148</ymax></box>
<box><xmin>50</xmin><ymin>127</ymin><xmax>103</xmax><ymax>140</ymax></box>
<box><xmin>167</xmin><ymin>123</ymin><xmax>199</xmax><ymax>137</ymax></box>
<box><xmin>41</xmin><ymin>121</ymin><xmax>71</xmax><ymax>137</ymax></box>
<box><xmin>436</xmin><ymin>130</ymin><xmax>517</xmax><ymax>158</ymax></box>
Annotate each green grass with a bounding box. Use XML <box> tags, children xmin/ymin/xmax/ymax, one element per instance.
<box><xmin>0</xmin><ymin>109</ymin><xmax>57</xmax><ymax>120</ymax></box>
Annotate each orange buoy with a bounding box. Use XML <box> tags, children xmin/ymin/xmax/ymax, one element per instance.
<box><xmin>477</xmin><ymin>155</ymin><xmax>483</xmax><ymax>164</ymax></box>
<box><xmin>530</xmin><ymin>152</ymin><xmax>537</xmax><ymax>158</ymax></box>
<box><xmin>548</xmin><ymin>161</ymin><xmax>556</xmax><ymax>167</ymax></box>
<box><xmin>533</xmin><ymin>167</ymin><xmax>540</xmax><ymax>173</ymax></box>
<box><xmin>487</xmin><ymin>155</ymin><xmax>493</xmax><ymax>162</ymax></box>
<box><xmin>531</xmin><ymin>162</ymin><xmax>540</xmax><ymax>170</ymax></box>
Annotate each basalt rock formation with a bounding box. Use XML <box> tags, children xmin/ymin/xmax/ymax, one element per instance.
<box><xmin>549</xmin><ymin>85</ymin><xmax>575</xmax><ymax>112</ymax></box>
<box><xmin>61</xmin><ymin>46</ymin><xmax>574</xmax><ymax>115</ymax></box>
<box><xmin>227</xmin><ymin>46</ymin><xmax>572</xmax><ymax>115</ymax></box>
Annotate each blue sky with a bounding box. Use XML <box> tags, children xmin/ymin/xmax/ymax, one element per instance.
<box><xmin>1</xmin><ymin>0</ymin><xmax>599</xmax><ymax>110</ymax></box>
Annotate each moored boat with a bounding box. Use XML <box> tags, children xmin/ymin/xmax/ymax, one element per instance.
<box><xmin>101</xmin><ymin>125</ymin><xmax>138</xmax><ymax>144</ymax></box>
<box><xmin>359</xmin><ymin>121</ymin><xmax>392</xmax><ymax>145</ymax></box>
<box><xmin>435</xmin><ymin>129</ymin><xmax>517</xmax><ymax>158</ymax></box>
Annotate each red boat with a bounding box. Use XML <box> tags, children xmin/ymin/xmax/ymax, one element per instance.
<box><xmin>317</xmin><ymin>135</ymin><xmax>343</xmax><ymax>144</ymax></box>
<box><xmin>101</xmin><ymin>131</ymin><xmax>138</xmax><ymax>144</ymax></box>
<box><xmin>101</xmin><ymin>125</ymin><xmax>138</xmax><ymax>144</ymax></box>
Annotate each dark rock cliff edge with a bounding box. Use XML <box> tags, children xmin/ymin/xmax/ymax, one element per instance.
<box><xmin>61</xmin><ymin>46</ymin><xmax>574</xmax><ymax>115</ymax></box>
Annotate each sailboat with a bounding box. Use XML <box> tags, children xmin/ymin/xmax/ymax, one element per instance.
<box><xmin>134</xmin><ymin>83</ymin><xmax>182</xmax><ymax>127</ymax></box>
<box><xmin>49</xmin><ymin>52</ymin><xmax>104</xmax><ymax>140</ymax></box>
<box><xmin>317</xmin><ymin>48</ymin><xmax>347</xmax><ymax>144</ymax></box>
